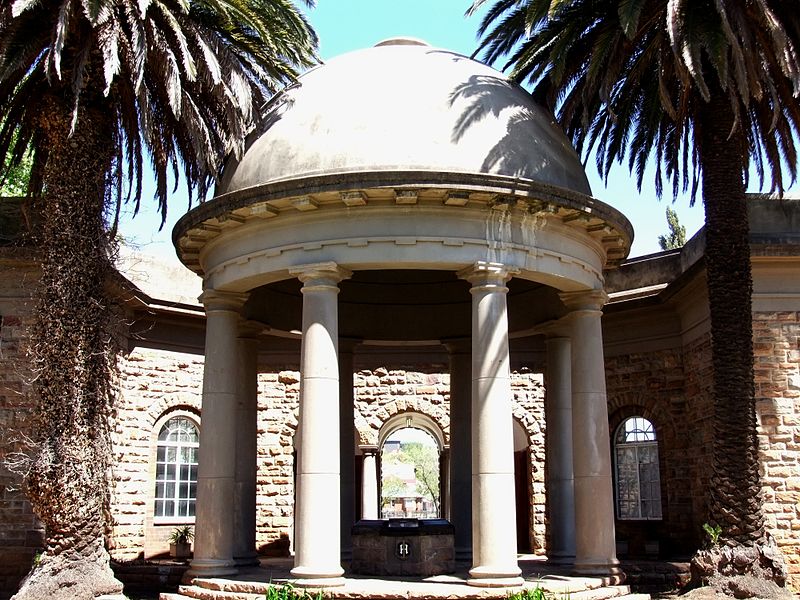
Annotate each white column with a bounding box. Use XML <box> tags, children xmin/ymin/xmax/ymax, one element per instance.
<box><xmin>289</xmin><ymin>263</ymin><xmax>350</xmax><ymax>587</ymax></box>
<box><xmin>545</xmin><ymin>336</ymin><xmax>576</xmax><ymax>565</ymax></box>
<box><xmin>189</xmin><ymin>290</ymin><xmax>248</xmax><ymax>578</ymax></box>
<box><xmin>339</xmin><ymin>342</ymin><xmax>356</xmax><ymax>559</ymax></box>
<box><xmin>446</xmin><ymin>340</ymin><xmax>472</xmax><ymax>562</ymax></box>
<box><xmin>439</xmin><ymin>446</ymin><xmax>449</xmax><ymax>519</ymax></box>
<box><xmin>233</xmin><ymin>323</ymin><xmax>260</xmax><ymax>567</ymax></box>
<box><xmin>560</xmin><ymin>290</ymin><xmax>622</xmax><ymax>579</ymax></box>
<box><xmin>360</xmin><ymin>445</ymin><xmax>379</xmax><ymax>519</ymax></box>
<box><xmin>461</xmin><ymin>263</ymin><xmax>523</xmax><ymax>587</ymax></box>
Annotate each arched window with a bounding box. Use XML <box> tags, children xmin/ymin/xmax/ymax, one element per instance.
<box><xmin>614</xmin><ymin>417</ymin><xmax>662</xmax><ymax>520</ymax></box>
<box><xmin>154</xmin><ymin>417</ymin><xmax>199</xmax><ymax>519</ymax></box>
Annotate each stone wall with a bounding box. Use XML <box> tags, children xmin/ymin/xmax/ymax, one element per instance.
<box><xmin>111</xmin><ymin>347</ymin><xmax>205</xmax><ymax>560</ymax></box>
<box><xmin>605</xmin><ymin>346</ymin><xmax>697</xmax><ymax>557</ymax></box>
<box><xmin>255</xmin><ymin>369</ymin><xmax>300</xmax><ymax>555</ymax></box>
<box><xmin>0</xmin><ymin>255</ymin><xmax>41</xmax><ymax>600</ymax></box>
<box><xmin>682</xmin><ymin>333</ymin><xmax>715</xmax><ymax>547</ymax></box>
<box><xmin>753</xmin><ymin>311</ymin><xmax>800</xmax><ymax>589</ymax></box>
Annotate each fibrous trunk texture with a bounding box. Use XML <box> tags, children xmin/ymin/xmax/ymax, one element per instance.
<box><xmin>691</xmin><ymin>89</ymin><xmax>787</xmax><ymax>593</ymax></box>
<box><xmin>12</xmin><ymin>92</ymin><xmax>123</xmax><ymax>600</ymax></box>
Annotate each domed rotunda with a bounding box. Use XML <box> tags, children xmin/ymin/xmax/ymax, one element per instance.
<box><xmin>174</xmin><ymin>38</ymin><xmax>630</xmax><ymax>588</ymax></box>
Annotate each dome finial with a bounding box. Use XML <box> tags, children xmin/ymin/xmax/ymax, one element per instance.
<box><xmin>374</xmin><ymin>37</ymin><xmax>430</xmax><ymax>47</ymax></box>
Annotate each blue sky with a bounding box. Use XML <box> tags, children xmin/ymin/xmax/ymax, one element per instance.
<box><xmin>120</xmin><ymin>0</ymin><xmax>708</xmax><ymax>263</ymax></box>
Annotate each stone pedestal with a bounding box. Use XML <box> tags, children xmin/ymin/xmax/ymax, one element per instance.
<box><xmin>351</xmin><ymin>519</ymin><xmax>455</xmax><ymax>576</ymax></box>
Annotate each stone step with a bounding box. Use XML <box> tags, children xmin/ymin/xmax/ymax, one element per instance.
<box><xmin>566</xmin><ymin>585</ymin><xmax>633</xmax><ymax>600</ymax></box>
<box><xmin>159</xmin><ymin>582</ymin><xmax>650</xmax><ymax>600</ymax></box>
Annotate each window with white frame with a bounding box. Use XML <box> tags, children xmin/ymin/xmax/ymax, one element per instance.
<box><xmin>614</xmin><ymin>416</ymin><xmax>662</xmax><ymax>520</ymax></box>
<box><xmin>154</xmin><ymin>416</ymin><xmax>199</xmax><ymax>519</ymax></box>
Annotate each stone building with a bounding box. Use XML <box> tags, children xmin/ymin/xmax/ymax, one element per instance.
<box><xmin>1</xmin><ymin>39</ymin><xmax>799</xmax><ymax>598</ymax></box>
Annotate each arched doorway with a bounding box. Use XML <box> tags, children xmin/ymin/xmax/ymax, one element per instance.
<box><xmin>513</xmin><ymin>419</ymin><xmax>532</xmax><ymax>553</ymax></box>
<box><xmin>378</xmin><ymin>412</ymin><xmax>445</xmax><ymax>520</ymax></box>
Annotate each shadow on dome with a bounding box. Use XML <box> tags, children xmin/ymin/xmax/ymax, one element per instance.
<box><xmin>450</xmin><ymin>74</ymin><xmax>580</xmax><ymax>184</ymax></box>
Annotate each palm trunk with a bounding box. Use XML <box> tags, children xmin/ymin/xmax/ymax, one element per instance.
<box><xmin>698</xmin><ymin>91</ymin><xmax>763</xmax><ymax>546</ymax></box>
<box><xmin>691</xmin><ymin>90</ymin><xmax>788</xmax><ymax>593</ymax></box>
<box><xmin>12</xmin><ymin>91</ymin><xmax>123</xmax><ymax>600</ymax></box>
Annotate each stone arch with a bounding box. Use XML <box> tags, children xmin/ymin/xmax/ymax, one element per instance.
<box><xmin>146</xmin><ymin>393</ymin><xmax>202</xmax><ymax>428</ymax></box>
<box><xmin>378</xmin><ymin>411</ymin><xmax>446</xmax><ymax>450</ymax></box>
<box><xmin>378</xmin><ymin>399</ymin><xmax>450</xmax><ymax>445</ymax></box>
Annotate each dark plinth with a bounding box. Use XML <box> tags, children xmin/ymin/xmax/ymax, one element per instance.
<box><xmin>350</xmin><ymin>518</ymin><xmax>455</xmax><ymax>576</ymax></box>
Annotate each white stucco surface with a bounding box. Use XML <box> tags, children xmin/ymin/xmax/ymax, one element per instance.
<box><xmin>218</xmin><ymin>39</ymin><xmax>591</xmax><ymax>196</ymax></box>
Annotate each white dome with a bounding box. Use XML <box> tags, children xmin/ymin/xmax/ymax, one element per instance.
<box><xmin>218</xmin><ymin>39</ymin><xmax>591</xmax><ymax>196</ymax></box>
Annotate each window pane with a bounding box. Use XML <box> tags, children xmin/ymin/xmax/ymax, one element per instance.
<box><xmin>615</xmin><ymin>417</ymin><xmax>662</xmax><ymax>520</ymax></box>
<box><xmin>155</xmin><ymin>417</ymin><xmax>199</xmax><ymax>518</ymax></box>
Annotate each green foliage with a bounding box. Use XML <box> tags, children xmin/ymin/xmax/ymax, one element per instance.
<box><xmin>703</xmin><ymin>522</ymin><xmax>723</xmax><ymax>546</ymax></box>
<box><xmin>471</xmin><ymin>0</ymin><xmax>800</xmax><ymax>199</ymax></box>
<box><xmin>383</xmin><ymin>439</ymin><xmax>440</xmax><ymax>513</ymax></box>
<box><xmin>402</xmin><ymin>442</ymin><xmax>441</xmax><ymax>512</ymax></box>
<box><xmin>265</xmin><ymin>583</ymin><xmax>324</xmax><ymax>600</ymax></box>
<box><xmin>507</xmin><ymin>583</ymin><xmax>568</xmax><ymax>600</ymax></box>
<box><xmin>168</xmin><ymin>525</ymin><xmax>194</xmax><ymax>545</ymax></box>
<box><xmin>658</xmin><ymin>207</ymin><xmax>686</xmax><ymax>250</ymax></box>
<box><xmin>380</xmin><ymin>475</ymin><xmax>406</xmax><ymax>508</ymax></box>
<box><xmin>0</xmin><ymin>129</ymin><xmax>31</xmax><ymax>196</ymax></box>
<box><xmin>0</xmin><ymin>0</ymin><xmax>318</xmax><ymax>224</ymax></box>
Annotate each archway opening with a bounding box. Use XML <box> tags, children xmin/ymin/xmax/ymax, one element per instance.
<box><xmin>380</xmin><ymin>426</ymin><xmax>441</xmax><ymax>519</ymax></box>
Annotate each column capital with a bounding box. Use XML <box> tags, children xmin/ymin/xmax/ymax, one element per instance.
<box><xmin>359</xmin><ymin>444</ymin><xmax>379</xmax><ymax>457</ymax></box>
<box><xmin>238</xmin><ymin>319</ymin><xmax>264</xmax><ymax>339</ymax></box>
<box><xmin>289</xmin><ymin>262</ymin><xmax>352</xmax><ymax>286</ymax></box>
<box><xmin>559</xmin><ymin>289</ymin><xmax>608</xmax><ymax>312</ymax></box>
<box><xmin>199</xmin><ymin>289</ymin><xmax>249</xmax><ymax>312</ymax></box>
<box><xmin>457</xmin><ymin>261</ymin><xmax>518</xmax><ymax>287</ymax></box>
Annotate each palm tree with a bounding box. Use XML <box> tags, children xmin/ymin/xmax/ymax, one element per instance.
<box><xmin>471</xmin><ymin>0</ymin><xmax>798</xmax><ymax>576</ymax></box>
<box><xmin>0</xmin><ymin>2</ymin><xmax>316</xmax><ymax>599</ymax></box>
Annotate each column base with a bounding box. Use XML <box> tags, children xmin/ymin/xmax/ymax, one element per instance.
<box><xmin>290</xmin><ymin>565</ymin><xmax>346</xmax><ymax>588</ymax></box>
<box><xmin>467</xmin><ymin>565</ymin><xmax>523</xmax><ymax>588</ymax></box>
<box><xmin>455</xmin><ymin>545</ymin><xmax>472</xmax><ymax>563</ymax></box>
<box><xmin>573</xmin><ymin>559</ymin><xmax>625</xmax><ymax>585</ymax></box>
<box><xmin>184</xmin><ymin>558</ymin><xmax>238</xmax><ymax>581</ymax></box>
<box><xmin>234</xmin><ymin>552</ymin><xmax>260</xmax><ymax>567</ymax></box>
<box><xmin>547</xmin><ymin>552</ymin><xmax>575</xmax><ymax>566</ymax></box>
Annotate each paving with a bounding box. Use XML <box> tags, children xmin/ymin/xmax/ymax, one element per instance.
<box><xmin>160</xmin><ymin>557</ymin><xmax>650</xmax><ymax>600</ymax></box>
